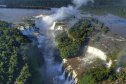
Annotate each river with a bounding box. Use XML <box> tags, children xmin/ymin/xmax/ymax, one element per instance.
<box><xmin>0</xmin><ymin>8</ymin><xmax>126</xmax><ymax>38</ymax></box>
<box><xmin>0</xmin><ymin>8</ymin><xmax>57</xmax><ymax>23</ymax></box>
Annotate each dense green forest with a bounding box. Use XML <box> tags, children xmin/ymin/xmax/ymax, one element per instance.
<box><xmin>82</xmin><ymin>0</ymin><xmax>126</xmax><ymax>17</ymax></box>
<box><xmin>0</xmin><ymin>0</ymin><xmax>71</xmax><ymax>9</ymax></box>
<box><xmin>79</xmin><ymin>66</ymin><xmax>126</xmax><ymax>84</ymax></box>
<box><xmin>0</xmin><ymin>21</ymin><xmax>43</xmax><ymax>84</ymax></box>
<box><xmin>56</xmin><ymin>19</ymin><xmax>91</xmax><ymax>59</ymax></box>
<box><xmin>0</xmin><ymin>21</ymin><xmax>30</xmax><ymax>84</ymax></box>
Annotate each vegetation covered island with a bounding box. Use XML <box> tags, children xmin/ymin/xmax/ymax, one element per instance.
<box><xmin>56</xmin><ymin>19</ymin><xmax>91</xmax><ymax>59</ymax></box>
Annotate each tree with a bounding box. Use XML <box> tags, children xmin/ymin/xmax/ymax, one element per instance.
<box><xmin>60</xmin><ymin>42</ymin><xmax>80</xmax><ymax>58</ymax></box>
<box><xmin>16</xmin><ymin>64</ymin><xmax>31</xmax><ymax>84</ymax></box>
<box><xmin>0</xmin><ymin>21</ymin><xmax>30</xmax><ymax>84</ymax></box>
<box><xmin>103</xmin><ymin>26</ymin><xmax>109</xmax><ymax>34</ymax></box>
<box><xmin>99</xmin><ymin>22</ymin><xmax>104</xmax><ymax>28</ymax></box>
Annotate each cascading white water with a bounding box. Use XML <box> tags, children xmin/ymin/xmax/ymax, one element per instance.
<box><xmin>59</xmin><ymin>69</ymin><xmax>66</xmax><ymax>80</ymax></box>
<box><xmin>36</xmin><ymin>15</ymin><xmax>74</xmax><ymax>84</ymax></box>
<box><xmin>58</xmin><ymin>61</ymin><xmax>63</xmax><ymax>72</ymax></box>
<box><xmin>106</xmin><ymin>60</ymin><xmax>112</xmax><ymax>68</ymax></box>
<box><xmin>86</xmin><ymin>46</ymin><xmax>107</xmax><ymax>61</ymax></box>
<box><xmin>116</xmin><ymin>67</ymin><xmax>122</xmax><ymax>73</ymax></box>
<box><xmin>80</xmin><ymin>46</ymin><xmax>112</xmax><ymax>68</ymax></box>
<box><xmin>19</xmin><ymin>26</ymin><xmax>36</xmax><ymax>36</ymax></box>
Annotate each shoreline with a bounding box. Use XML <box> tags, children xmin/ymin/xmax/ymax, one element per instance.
<box><xmin>0</xmin><ymin>7</ymin><xmax>51</xmax><ymax>10</ymax></box>
<box><xmin>1</xmin><ymin>7</ymin><xmax>126</xmax><ymax>19</ymax></box>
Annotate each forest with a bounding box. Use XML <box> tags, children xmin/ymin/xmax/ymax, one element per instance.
<box><xmin>82</xmin><ymin>0</ymin><xmax>126</xmax><ymax>17</ymax></box>
<box><xmin>56</xmin><ymin>19</ymin><xmax>91</xmax><ymax>59</ymax></box>
<box><xmin>0</xmin><ymin>21</ymin><xmax>43</xmax><ymax>84</ymax></box>
<box><xmin>0</xmin><ymin>0</ymin><xmax>71</xmax><ymax>9</ymax></box>
<box><xmin>79</xmin><ymin>66</ymin><xmax>126</xmax><ymax>84</ymax></box>
<box><xmin>0</xmin><ymin>21</ymin><xmax>30</xmax><ymax>84</ymax></box>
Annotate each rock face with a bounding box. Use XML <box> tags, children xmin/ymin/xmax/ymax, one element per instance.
<box><xmin>63</xmin><ymin>59</ymin><xmax>78</xmax><ymax>84</ymax></box>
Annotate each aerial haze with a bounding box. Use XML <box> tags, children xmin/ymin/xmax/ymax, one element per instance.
<box><xmin>0</xmin><ymin>0</ymin><xmax>126</xmax><ymax>84</ymax></box>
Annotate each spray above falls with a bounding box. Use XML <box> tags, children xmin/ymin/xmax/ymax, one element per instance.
<box><xmin>38</xmin><ymin>0</ymin><xmax>94</xmax><ymax>29</ymax></box>
<box><xmin>81</xmin><ymin>46</ymin><xmax>112</xmax><ymax>68</ymax></box>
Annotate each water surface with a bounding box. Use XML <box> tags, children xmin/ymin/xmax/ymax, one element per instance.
<box><xmin>0</xmin><ymin>8</ymin><xmax>57</xmax><ymax>23</ymax></box>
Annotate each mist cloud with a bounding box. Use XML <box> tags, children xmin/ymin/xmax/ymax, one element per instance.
<box><xmin>73</xmin><ymin>0</ymin><xmax>94</xmax><ymax>8</ymax></box>
<box><xmin>41</xmin><ymin>0</ymin><xmax>94</xmax><ymax>28</ymax></box>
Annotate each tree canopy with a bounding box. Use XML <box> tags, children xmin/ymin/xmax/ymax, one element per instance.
<box><xmin>0</xmin><ymin>21</ymin><xmax>30</xmax><ymax>84</ymax></box>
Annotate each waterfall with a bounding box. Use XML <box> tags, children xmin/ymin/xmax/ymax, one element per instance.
<box><xmin>80</xmin><ymin>46</ymin><xmax>112</xmax><ymax>68</ymax></box>
<box><xmin>116</xmin><ymin>67</ymin><xmax>122</xmax><ymax>72</ymax></box>
<box><xmin>80</xmin><ymin>46</ymin><xmax>107</xmax><ymax>65</ymax></box>
<box><xmin>106</xmin><ymin>60</ymin><xmax>112</xmax><ymax>68</ymax></box>
<box><xmin>59</xmin><ymin>69</ymin><xmax>66</xmax><ymax>80</ymax></box>
<box><xmin>58</xmin><ymin>61</ymin><xmax>63</xmax><ymax>72</ymax></box>
<box><xmin>86</xmin><ymin>46</ymin><xmax>107</xmax><ymax>61</ymax></box>
<box><xmin>36</xmin><ymin>15</ymin><xmax>74</xmax><ymax>84</ymax></box>
<box><xmin>50</xmin><ymin>21</ymin><xmax>56</xmax><ymax>30</ymax></box>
